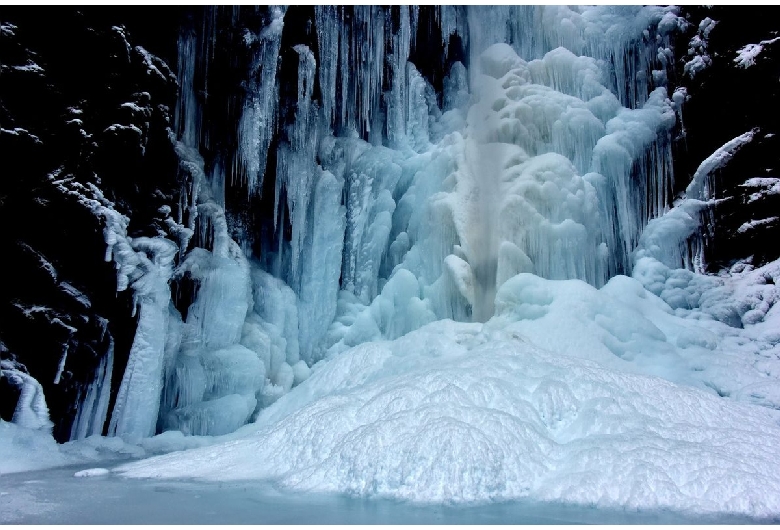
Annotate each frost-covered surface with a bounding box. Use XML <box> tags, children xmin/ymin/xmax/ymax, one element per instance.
<box><xmin>734</xmin><ymin>36</ymin><xmax>780</xmax><ymax>68</ymax></box>
<box><xmin>685</xmin><ymin>129</ymin><xmax>756</xmax><ymax>201</ymax></box>
<box><xmin>741</xmin><ymin>177</ymin><xmax>780</xmax><ymax>203</ymax></box>
<box><xmin>737</xmin><ymin>217</ymin><xmax>778</xmax><ymax>234</ymax></box>
<box><xmin>684</xmin><ymin>17</ymin><xmax>717</xmax><ymax>78</ymax></box>
<box><xmin>117</xmin><ymin>313</ymin><xmax>780</xmax><ymax>517</ymax></box>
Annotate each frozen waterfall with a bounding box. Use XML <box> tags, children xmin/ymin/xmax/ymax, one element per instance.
<box><xmin>94</xmin><ymin>5</ymin><xmax>689</xmax><ymax>440</ymax></box>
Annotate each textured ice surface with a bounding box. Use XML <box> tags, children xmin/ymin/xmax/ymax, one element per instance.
<box><xmin>117</xmin><ymin>314</ymin><xmax>780</xmax><ymax>517</ymax></box>
<box><xmin>73</xmin><ymin>468</ymin><xmax>110</xmax><ymax>478</ymax></box>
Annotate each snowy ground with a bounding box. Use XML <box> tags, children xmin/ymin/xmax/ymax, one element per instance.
<box><xmin>113</xmin><ymin>320</ymin><xmax>780</xmax><ymax>518</ymax></box>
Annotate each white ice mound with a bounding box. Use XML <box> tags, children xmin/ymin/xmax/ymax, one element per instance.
<box><xmin>117</xmin><ymin>319</ymin><xmax>780</xmax><ymax>517</ymax></box>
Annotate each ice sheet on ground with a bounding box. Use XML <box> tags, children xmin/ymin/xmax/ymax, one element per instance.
<box><xmin>3</xmin><ymin>462</ymin><xmax>763</xmax><ymax>524</ymax></box>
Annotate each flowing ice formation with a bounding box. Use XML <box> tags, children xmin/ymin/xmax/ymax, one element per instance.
<box><xmin>94</xmin><ymin>5</ymin><xmax>689</xmax><ymax>440</ymax></box>
<box><xmin>6</xmin><ymin>6</ymin><xmax>780</xmax><ymax>521</ymax></box>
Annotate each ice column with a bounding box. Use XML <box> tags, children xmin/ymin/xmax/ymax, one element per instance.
<box><xmin>108</xmin><ymin>238</ymin><xmax>178</xmax><ymax>442</ymax></box>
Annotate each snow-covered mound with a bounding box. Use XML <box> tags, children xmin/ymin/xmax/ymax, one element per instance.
<box><xmin>117</xmin><ymin>313</ymin><xmax>780</xmax><ymax>518</ymax></box>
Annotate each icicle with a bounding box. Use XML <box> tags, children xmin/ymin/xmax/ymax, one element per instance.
<box><xmin>436</xmin><ymin>5</ymin><xmax>465</xmax><ymax>58</ymax></box>
<box><xmin>71</xmin><ymin>336</ymin><xmax>114</xmax><ymax>440</ymax></box>
<box><xmin>237</xmin><ymin>6</ymin><xmax>287</xmax><ymax>193</ymax></box>
<box><xmin>175</xmin><ymin>26</ymin><xmax>199</xmax><ymax>149</ymax></box>
<box><xmin>315</xmin><ymin>6</ymin><xmax>339</xmax><ymax>128</ymax></box>
<box><xmin>274</xmin><ymin>44</ymin><xmax>319</xmax><ymax>288</ymax></box>
<box><xmin>387</xmin><ymin>5</ymin><xmax>412</xmax><ymax>148</ymax></box>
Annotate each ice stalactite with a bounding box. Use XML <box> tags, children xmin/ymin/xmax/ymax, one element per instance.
<box><xmin>238</xmin><ymin>6</ymin><xmax>286</xmax><ymax>193</ymax></box>
<box><xmin>314</xmin><ymin>6</ymin><xmax>338</xmax><ymax>130</ymax></box>
<box><xmin>70</xmin><ymin>331</ymin><xmax>114</xmax><ymax>440</ymax></box>
<box><xmin>276</xmin><ymin>44</ymin><xmax>318</xmax><ymax>287</ymax></box>
<box><xmin>175</xmin><ymin>26</ymin><xmax>200</xmax><ymax>151</ymax></box>
<box><xmin>387</xmin><ymin>5</ymin><xmax>412</xmax><ymax>148</ymax></box>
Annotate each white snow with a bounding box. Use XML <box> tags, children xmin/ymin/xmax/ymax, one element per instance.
<box><xmin>737</xmin><ymin>217</ymin><xmax>778</xmax><ymax>234</ymax></box>
<box><xmin>116</xmin><ymin>314</ymin><xmax>780</xmax><ymax>517</ymax></box>
<box><xmin>684</xmin><ymin>17</ymin><xmax>717</xmax><ymax>79</ymax></box>
<box><xmin>741</xmin><ymin>177</ymin><xmax>780</xmax><ymax>203</ymax></box>
<box><xmin>135</xmin><ymin>46</ymin><xmax>173</xmax><ymax>83</ymax></box>
<box><xmin>9</xmin><ymin>61</ymin><xmax>45</xmax><ymax>74</ymax></box>
<box><xmin>686</xmin><ymin>129</ymin><xmax>756</xmax><ymax>201</ymax></box>
<box><xmin>1</xmin><ymin>127</ymin><xmax>42</xmax><ymax>144</ymax></box>
<box><xmin>734</xmin><ymin>36</ymin><xmax>780</xmax><ymax>68</ymax></box>
<box><xmin>0</xmin><ymin>23</ymin><xmax>16</xmax><ymax>37</ymax></box>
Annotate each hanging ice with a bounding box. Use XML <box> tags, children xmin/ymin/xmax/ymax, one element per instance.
<box><xmin>70</xmin><ymin>332</ymin><xmax>113</xmax><ymax>440</ymax></box>
<box><xmin>79</xmin><ymin>5</ymin><xmax>692</xmax><ymax>443</ymax></box>
<box><xmin>238</xmin><ymin>6</ymin><xmax>287</xmax><ymax>192</ymax></box>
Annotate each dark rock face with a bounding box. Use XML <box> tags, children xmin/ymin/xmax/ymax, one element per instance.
<box><xmin>0</xmin><ymin>8</ymin><xmax>181</xmax><ymax>441</ymax></box>
<box><xmin>674</xmin><ymin>6</ymin><xmax>780</xmax><ymax>271</ymax></box>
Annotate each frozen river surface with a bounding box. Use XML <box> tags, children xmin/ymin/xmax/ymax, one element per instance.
<box><xmin>0</xmin><ymin>463</ymin><xmax>766</xmax><ymax>525</ymax></box>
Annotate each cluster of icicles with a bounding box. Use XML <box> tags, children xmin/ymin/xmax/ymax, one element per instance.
<box><xmin>73</xmin><ymin>5</ymin><xmax>692</xmax><ymax>442</ymax></box>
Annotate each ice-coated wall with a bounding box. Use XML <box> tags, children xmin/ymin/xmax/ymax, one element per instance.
<box><xmin>83</xmin><ymin>6</ymin><xmax>690</xmax><ymax>440</ymax></box>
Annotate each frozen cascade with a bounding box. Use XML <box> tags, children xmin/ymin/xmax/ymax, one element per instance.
<box><xmin>77</xmin><ymin>5</ymin><xmax>695</xmax><ymax>442</ymax></box>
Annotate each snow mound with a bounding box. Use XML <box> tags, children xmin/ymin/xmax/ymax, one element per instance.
<box><xmin>116</xmin><ymin>320</ymin><xmax>780</xmax><ymax>518</ymax></box>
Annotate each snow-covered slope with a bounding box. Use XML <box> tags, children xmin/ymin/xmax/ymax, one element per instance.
<box><xmin>116</xmin><ymin>313</ymin><xmax>780</xmax><ymax>517</ymax></box>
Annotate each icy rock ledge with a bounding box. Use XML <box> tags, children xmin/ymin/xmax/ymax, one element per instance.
<box><xmin>116</xmin><ymin>319</ymin><xmax>780</xmax><ymax>518</ymax></box>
